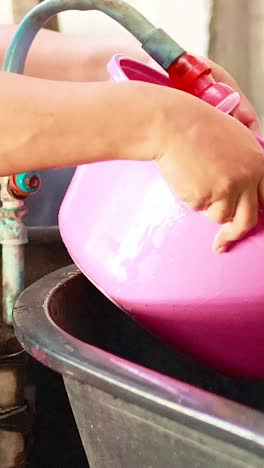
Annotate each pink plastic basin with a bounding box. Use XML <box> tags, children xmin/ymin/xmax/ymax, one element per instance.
<box><xmin>59</xmin><ymin>56</ymin><xmax>264</xmax><ymax>378</ymax></box>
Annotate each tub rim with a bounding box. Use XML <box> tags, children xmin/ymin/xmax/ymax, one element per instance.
<box><xmin>13</xmin><ymin>265</ymin><xmax>264</xmax><ymax>458</ymax></box>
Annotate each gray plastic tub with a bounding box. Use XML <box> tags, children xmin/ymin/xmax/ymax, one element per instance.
<box><xmin>14</xmin><ymin>265</ymin><xmax>264</xmax><ymax>468</ymax></box>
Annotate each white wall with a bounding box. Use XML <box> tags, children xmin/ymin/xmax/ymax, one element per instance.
<box><xmin>59</xmin><ymin>0</ymin><xmax>212</xmax><ymax>55</ymax></box>
<box><xmin>0</xmin><ymin>0</ymin><xmax>13</xmax><ymax>23</ymax></box>
<box><xmin>0</xmin><ymin>0</ymin><xmax>212</xmax><ymax>55</ymax></box>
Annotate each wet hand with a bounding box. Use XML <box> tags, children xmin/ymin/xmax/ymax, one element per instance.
<box><xmin>156</xmin><ymin>92</ymin><xmax>264</xmax><ymax>253</ymax></box>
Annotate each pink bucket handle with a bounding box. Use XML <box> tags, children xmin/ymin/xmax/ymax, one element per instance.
<box><xmin>107</xmin><ymin>54</ymin><xmax>264</xmax><ymax>150</ymax></box>
<box><xmin>107</xmin><ymin>54</ymin><xmax>173</xmax><ymax>87</ymax></box>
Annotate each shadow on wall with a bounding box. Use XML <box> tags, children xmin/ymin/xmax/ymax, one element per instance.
<box><xmin>25</xmin><ymin>168</ymin><xmax>75</xmax><ymax>226</ymax></box>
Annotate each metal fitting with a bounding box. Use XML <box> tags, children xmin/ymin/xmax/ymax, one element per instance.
<box><xmin>8</xmin><ymin>173</ymin><xmax>41</xmax><ymax>199</ymax></box>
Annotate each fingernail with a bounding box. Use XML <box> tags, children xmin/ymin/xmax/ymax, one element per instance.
<box><xmin>213</xmin><ymin>245</ymin><xmax>227</xmax><ymax>254</ymax></box>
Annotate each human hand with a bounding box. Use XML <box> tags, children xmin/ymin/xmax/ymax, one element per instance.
<box><xmin>155</xmin><ymin>88</ymin><xmax>264</xmax><ymax>253</ymax></box>
<box><xmin>203</xmin><ymin>58</ymin><xmax>261</xmax><ymax>135</ymax></box>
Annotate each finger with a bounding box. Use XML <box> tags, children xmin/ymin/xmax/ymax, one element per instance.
<box><xmin>258</xmin><ymin>177</ymin><xmax>264</xmax><ymax>207</ymax></box>
<box><xmin>204</xmin><ymin>58</ymin><xmax>262</xmax><ymax>135</ymax></box>
<box><xmin>213</xmin><ymin>189</ymin><xmax>258</xmax><ymax>253</ymax></box>
<box><xmin>232</xmin><ymin>104</ymin><xmax>262</xmax><ymax>135</ymax></box>
<box><xmin>203</xmin><ymin>197</ymin><xmax>237</xmax><ymax>224</ymax></box>
<box><xmin>178</xmin><ymin>191</ymin><xmax>212</xmax><ymax>212</ymax></box>
<box><xmin>248</xmin><ymin>119</ymin><xmax>262</xmax><ymax>135</ymax></box>
<box><xmin>206</xmin><ymin>60</ymin><xmax>240</xmax><ymax>91</ymax></box>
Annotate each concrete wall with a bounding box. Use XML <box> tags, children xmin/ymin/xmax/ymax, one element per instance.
<box><xmin>0</xmin><ymin>0</ymin><xmax>212</xmax><ymax>55</ymax></box>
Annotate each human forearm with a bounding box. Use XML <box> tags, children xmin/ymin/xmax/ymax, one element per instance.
<box><xmin>1</xmin><ymin>69</ymin><xmax>264</xmax><ymax>254</ymax></box>
<box><xmin>0</xmin><ymin>71</ymin><xmax>181</xmax><ymax>175</ymax></box>
<box><xmin>0</xmin><ymin>24</ymin><xmax>153</xmax><ymax>81</ymax></box>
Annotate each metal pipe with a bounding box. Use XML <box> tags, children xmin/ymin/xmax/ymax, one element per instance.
<box><xmin>0</xmin><ymin>179</ymin><xmax>27</xmax><ymax>325</ymax></box>
<box><xmin>0</xmin><ymin>0</ymin><xmax>184</xmax><ymax>324</ymax></box>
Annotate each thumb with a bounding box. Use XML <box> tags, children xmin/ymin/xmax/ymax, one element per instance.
<box><xmin>213</xmin><ymin>190</ymin><xmax>258</xmax><ymax>253</ymax></box>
